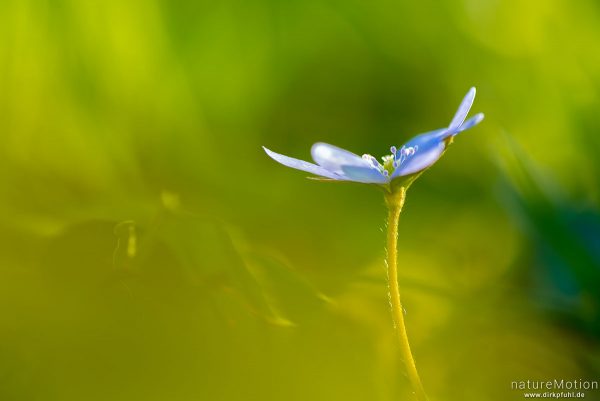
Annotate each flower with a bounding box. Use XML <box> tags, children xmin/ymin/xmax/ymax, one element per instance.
<box><xmin>263</xmin><ymin>87</ymin><xmax>484</xmax><ymax>186</ymax></box>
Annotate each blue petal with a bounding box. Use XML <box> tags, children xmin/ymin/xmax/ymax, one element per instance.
<box><xmin>391</xmin><ymin>137</ymin><xmax>446</xmax><ymax>178</ymax></box>
<box><xmin>457</xmin><ymin>113</ymin><xmax>484</xmax><ymax>133</ymax></box>
<box><xmin>448</xmin><ymin>87</ymin><xmax>476</xmax><ymax>132</ymax></box>
<box><xmin>311</xmin><ymin>142</ymin><xmax>370</xmax><ymax>175</ymax></box>
<box><xmin>263</xmin><ymin>147</ymin><xmax>344</xmax><ymax>180</ymax></box>
<box><xmin>401</xmin><ymin>128</ymin><xmax>447</xmax><ymax>150</ymax></box>
<box><xmin>390</xmin><ymin>88</ymin><xmax>482</xmax><ymax>179</ymax></box>
<box><xmin>341</xmin><ymin>165</ymin><xmax>389</xmax><ymax>184</ymax></box>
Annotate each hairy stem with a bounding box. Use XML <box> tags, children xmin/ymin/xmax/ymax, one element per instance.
<box><xmin>385</xmin><ymin>187</ymin><xmax>428</xmax><ymax>401</ymax></box>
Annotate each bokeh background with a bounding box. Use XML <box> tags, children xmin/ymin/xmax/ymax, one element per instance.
<box><xmin>1</xmin><ymin>1</ymin><xmax>599</xmax><ymax>400</ymax></box>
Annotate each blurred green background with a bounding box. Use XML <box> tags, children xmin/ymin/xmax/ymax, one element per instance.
<box><xmin>1</xmin><ymin>1</ymin><xmax>600</xmax><ymax>400</ymax></box>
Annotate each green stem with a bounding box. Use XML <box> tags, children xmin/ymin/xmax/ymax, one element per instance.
<box><xmin>385</xmin><ymin>187</ymin><xmax>428</xmax><ymax>401</ymax></box>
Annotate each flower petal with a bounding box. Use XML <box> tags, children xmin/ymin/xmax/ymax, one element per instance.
<box><xmin>390</xmin><ymin>88</ymin><xmax>482</xmax><ymax>179</ymax></box>
<box><xmin>448</xmin><ymin>87</ymin><xmax>476</xmax><ymax>132</ymax></box>
<box><xmin>401</xmin><ymin>128</ymin><xmax>447</xmax><ymax>150</ymax></box>
<box><xmin>263</xmin><ymin>146</ymin><xmax>344</xmax><ymax>180</ymax></box>
<box><xmin>311</xmin><ymin>142</ymin><xmax>370</xmax><ymax>175</ymax></box>
<box><xmin>340</xmin><ymin>165</ymin><xmax>389</xmax><ymax>184</ymax></box>
<box><xmin>457</xmin><ymin>113</ymin><xmax>484</xmax><ymax>133</ymax></box>
<box><xmin>391</xmin><ymin>137</ymin><xmax>446</xmax><ymax>178</ymax></box>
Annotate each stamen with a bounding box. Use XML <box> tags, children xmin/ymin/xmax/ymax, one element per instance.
<box><xmin>395</xmin><ymin>145</ymin><xmax>419</xmax><ymax>165</ymax></box>
<box><xmin>394</xmin><ymin>147</ymin><xmax>403</xmax><ymax>162</ymax></box>
<box><xmin>362</xmin><ymin>154</ymin><xmax>383</xmax><ymax>170</ymax></box>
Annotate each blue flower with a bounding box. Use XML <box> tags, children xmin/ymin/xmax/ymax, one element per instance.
<box><xmin>263</xmin><ymin>87</ymin><xmax>484</xmax><ymax>187</ymax></box>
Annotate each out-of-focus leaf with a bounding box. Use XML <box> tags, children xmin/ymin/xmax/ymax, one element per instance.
<box><xmin>242</xmin><ymin>251</ymin><xmax>331</xmax><ymax>323</ymax></box>
<box><xmin>497</xmin><ymin>136</ymin><xmax>600</xmax><ymax>335</ymax></box>
<box><xmin>138</xmin><ymin>207</ymin><xmax>297</xmax><ymax>326</ymax></box>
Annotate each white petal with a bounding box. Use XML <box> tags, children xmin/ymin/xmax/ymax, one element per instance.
<box><xmin>311</xmin><ymin>142</ymin><xmax>370</xmax><ymax>175</ymax></box>
<box><xmin>263</xmin><ymin>147</ymin><xmax>344</xmax><ymax>180</ymax></box>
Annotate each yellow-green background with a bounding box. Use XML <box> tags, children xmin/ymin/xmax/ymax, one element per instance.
<box><xmin>1</xmin><ymin>1</ymin><xmax>599</xmax><ymax>400</ymax></box>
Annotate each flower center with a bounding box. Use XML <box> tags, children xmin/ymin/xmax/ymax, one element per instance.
<box><xmin>362</xmin><ymin>145</ymin><xmax>419</xmax><ymax>177</ymax></box>
<box><xmin>382</xmin><ymin>155</ymin><xmax>395</xmax><ymax>175</ymax></box>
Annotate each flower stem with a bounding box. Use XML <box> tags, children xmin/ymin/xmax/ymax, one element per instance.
<box><xmin>385</xmin><ymin>187</ymin><xmax>428</xmax><ymax>401</ymax></box>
